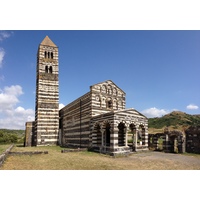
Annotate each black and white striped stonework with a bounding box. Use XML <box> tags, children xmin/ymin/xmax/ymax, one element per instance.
<box><xmin>34</xmin><ymin>36</ymin><xmax>59</xmax><ymax>146</ymax></box>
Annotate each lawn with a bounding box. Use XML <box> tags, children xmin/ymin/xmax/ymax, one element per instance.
<box><xmin>0</xmin><ymin>144</ymin><xmax>12</xmax><ymax>154</ymax></box>
<box><xmin>1</xmin><ymin>145</ymin><xmax>200</xmax><ymax>170</ymax></box>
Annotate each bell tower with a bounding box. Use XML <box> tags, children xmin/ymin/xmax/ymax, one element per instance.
<box><xmin>34</xmin><ymin>36</ymin><xmax>59</xmax><ymax>145</ymax></box>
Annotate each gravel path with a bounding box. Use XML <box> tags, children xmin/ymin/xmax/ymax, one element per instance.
<box><xmin>124</xmin><ymin>151</ymin><xmax>200</xmax><ymax>169</ymax></box>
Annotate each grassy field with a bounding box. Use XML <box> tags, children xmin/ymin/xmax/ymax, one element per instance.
<box><xmin>0</xmin><ymin>144</ymin><xmax>12</xmax><ymax>154</ymax></box>
<box><xmin>1</xmin><ymin>144</ymin><xmax>200</xmax><ymax>170</ymax></box>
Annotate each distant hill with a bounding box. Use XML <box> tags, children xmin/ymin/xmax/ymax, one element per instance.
<box><xmin>148</xmin><ymin>111</ymin><xmax>200</xmax><ymax>133</ymax></box>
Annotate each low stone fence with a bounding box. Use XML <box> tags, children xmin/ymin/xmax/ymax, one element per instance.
<box><xmin>9</xmin><ymin>151</ymin><xmax>48</xmax><ymax>155</ymax></box>
<box><xmin>0</xmin><ymin>144</ymin><xmax>14</xmax><ymax>167</ymax></box>
<box><xmin>61</xmin><ymin>148</ymin><xmax>87</xmax><ymax>153</ymax></box>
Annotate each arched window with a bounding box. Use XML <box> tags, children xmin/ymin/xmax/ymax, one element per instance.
<box><xmin>49</xmin><ymin>66</ymin><xmax>53</xmax><ymax>73</ymax></box>
<box><xmin>45</xmin><ymin>66</ymin><xmax>48</xmax><ymax>73</ymax></box>
<box><xmin>51</xmin><ymin>52</ymin><xmax>53</xmax><ymax>59</ymax></box>
<box><xmin>107</xmin><ymin>99</ymin><xmax>112</xmax><ymax>109</ymax></box>
<box><xmin>48</xmin><ymin>52</ymin><xmax>50</xmax><ymax>59</ymax></box>
<box><xmin>44</xmin><ymin>51</ymin><xmax>47</xmax><ymax>58</ymax></box>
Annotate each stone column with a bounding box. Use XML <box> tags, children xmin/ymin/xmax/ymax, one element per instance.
<box><xmin>153</xmin><ymin>135</ymin><xmax>158</xmax><ymax>150</ymax></box>
<box><xmin>101</xmin><ymin>129</ymin><xmax>104</xmax><ymax>147</ymax></box>
<box><xmin>135</xmin><ymin>129</ymin><xmax>138</xmax><ymax>151</ymax></box>
<box><xmin>125</xmin><ymin>127</ymin><xmax>128</xmax><ymax>146</ymax></box>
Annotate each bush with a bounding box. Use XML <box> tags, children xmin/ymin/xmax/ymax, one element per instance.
<box><xmin>0</xmin><ymin>130</ymin><xmax>21</xmax><ymax>144</ymax></box>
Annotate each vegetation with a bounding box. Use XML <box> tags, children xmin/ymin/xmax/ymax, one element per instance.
<box><xmin>0</xmin><ymin>144</ymin><xmax>12</xmax><ymax>154</ymax></box>
<box><xmin>0</xmin><ymin>129</ymin><xmax>24</xmax><ymax>144</ymax></box>
<box><xmin>148</xmin><ymin>111</ymin><xmax>200</xmax><ymax>133</ymax></box>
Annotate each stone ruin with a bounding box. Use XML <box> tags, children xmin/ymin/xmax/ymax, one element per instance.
<box><xmin>185</xmin><ymin>126</ymin><xmax>200</xmax><ymax>154</ymax></box>
<box><xmin>148</xmin><ymin>126</ymin><xmax>200</xmax><ymax>154</ymax></box>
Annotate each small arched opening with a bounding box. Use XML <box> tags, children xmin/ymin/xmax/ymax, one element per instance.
<box><xmin>107</xmin><ymin>98</ymin><xmax>112</xmax><ymax>109</ymax></box>
<box><xmin>45</xmin><ymin>65</ymin><xmax>48</xmax><ymax>73</ymax></box>
<box><xmin>49</xmin><ymin>66</ymin><xmax>53</xmax><ymax>73</ymax></box>
<box><xmin>118</xmin><ymin>122</ymin><xmax>126</xmax><ymax>146</ymax></box>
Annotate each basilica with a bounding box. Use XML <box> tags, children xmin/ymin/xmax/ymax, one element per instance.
<box><xmin>24</xmin><ymin>36</ymin><xmax>148</xmax><ymax>155</ymax></box>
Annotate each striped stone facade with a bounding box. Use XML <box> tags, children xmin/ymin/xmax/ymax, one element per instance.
<box><xmin>60</xmin><ymin>80</ymin><xmax>148</xmax><ymax>155</ymax></box>
<box><xmin>59</xmin><ymin>92</ymin><xmax>91</xmax><ymax>148</ymax></box>
<box><xmin>34</xmin><ymin>36</ymin><xmax>59</xmax><ymax>145</ymax></box>
<box><xmin>90</xmin><ymin>109</ymin><xmax>148</xmax><ymax>155</ymax></box>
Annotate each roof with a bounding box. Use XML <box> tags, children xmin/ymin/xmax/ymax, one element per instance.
<box><xmin>90</xmin><ymin>80</ymin><xmax>126</xmax><ymax>95</ymax></box>
<box><xmin>40</xmin><ymin>36</ymin><xmax>57</xmax><ymax>47</ymax></box>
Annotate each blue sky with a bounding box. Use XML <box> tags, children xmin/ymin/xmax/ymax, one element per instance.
<box><xmin>0</xmin><ymin>30</ymin><xmax>199</xmax><ymax>129</ymax></box>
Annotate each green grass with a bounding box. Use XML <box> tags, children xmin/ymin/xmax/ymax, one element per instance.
<box><xmin>0</xmin><ymin>144</ymin><xmax>12</xmax><ymax>154</ymax></box>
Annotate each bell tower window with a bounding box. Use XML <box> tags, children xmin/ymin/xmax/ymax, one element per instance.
<box><xmin>49</xmin><ymin>66</ymin><xmax>53</xmax><ymax>73</ymax></box>
<box><xmin>45</xmin><ymin>66</ymin><xmax>48</xmax><ymax>73</ymax></box>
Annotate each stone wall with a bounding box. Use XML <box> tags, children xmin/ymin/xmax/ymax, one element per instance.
<box><xmin>0</xmin><ymin>144</ymin><xmax>14</xmax><ymax>167</ymax></box>
<box><xmin>90</xmin><ymin>80</ymin><xmax>126</xmax><ymax>116</ymax></box>
<box><xmin>149</xmin><ymin>130</ymin><xmax>187</xmax><ymax>154</ymax></box>
<box><xmin>24</xmin><ymin>121</ymin><xmax>35</xmax><ymax>147</ymax></box>
<box><xmin>59</xmin><ymin>92</ymin><xmax>91</xmax><ymax>148</ymax></box>
<box><xmin>185</xmin><ymin>126</ymin><xmax>200</xmax><ymax>153</ymax></box>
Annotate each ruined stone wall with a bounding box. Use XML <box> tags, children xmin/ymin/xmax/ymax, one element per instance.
<box><xmin>186</xmin><ymin>126</ymin><xmax>200</xmax><ymax>153</ymax></box>
<box><xmin>24</xmin><ymin>121</ymin><xmax>35</xmax><ymax>147</ymax></box>
<box><xmin>149</xmin><ymin>130</ymin><xmax>186</xmax><ymax>153</ymax></box>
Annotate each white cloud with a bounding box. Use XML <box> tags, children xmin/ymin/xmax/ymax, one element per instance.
<box><xmin>0</xmin><ymin>85</ymin><xmax>34</xmax><ymax>129</ymax></box>
<box><xmin>0</xmin><ymin>31</ymin><xmax>13</xmax><ymax>68</ymax></box>
<box><xmin>0</xmin><ymin>85</ymin><xmax>23</xmax><ymax>110</ymax></box>
<box><xmin>0</xmin><ymin>48</ymin><xmax>5</xmax><ymax>67</ymax></box>
<box><xmin>59</xmin><ymin>103</ymin><xmax>65</xmax><ymax>110</ymax></box>
<box><xmin>0</xmin><ymin>31</ymin><xmax>12</xmax><ymax>42</ymax></box>
<box><xmin>141</xmin><ymin>107</ymin><xmax>170</xmax><ymax>118</ymax></box>
<box><xmin>186</xmin><ymin>104</ymin><xmax>199</xmax><ymax>110</ymax></box>
<box><xmin>4</xmin><ymin>85</ymin><xmax>23</xmax><ymax>96</ymax></box>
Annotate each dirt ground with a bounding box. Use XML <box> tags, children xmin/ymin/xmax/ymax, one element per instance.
<box><xmin>123</xmin><ymin>151</ymin><xmax>200</xmax><ymax>170</ymax></box>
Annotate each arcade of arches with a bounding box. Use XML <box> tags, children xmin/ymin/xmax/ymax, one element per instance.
<box><xmin>91</xmin><ymin>110</ymin><xmax>148</xmax><ymax>155</ymax></box>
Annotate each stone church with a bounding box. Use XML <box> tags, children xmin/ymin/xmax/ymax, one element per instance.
<box><xmin>24</xmin><ymin>36</ymin><xmax>148</xmax><ymax>155</ymax></box>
